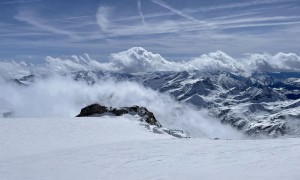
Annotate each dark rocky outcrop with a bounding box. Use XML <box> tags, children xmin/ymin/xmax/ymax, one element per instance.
<box><xmin>77</xmin><ymin>103</ymin><xmax>162</xmax><ymax>127</ymax></box>
<box><xmin>76</xmin><ymin>103</ymin><xmax>189</xmax><ymax>138</ymax></box>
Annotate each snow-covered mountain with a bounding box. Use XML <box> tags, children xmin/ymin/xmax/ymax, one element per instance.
<box><xmin>2</xmin><ymin>47</ymin><xmax>300</xmax><ymax>137</ymax></box>
<box><xmin>2</xmin><ymin>47</ymin><xmax>300</xmax><ymax>179</ymax></box>
<box><xmin>11</xmin><ymin>70</ymin><xmax>300</xmax><ymax>137</ymax></box>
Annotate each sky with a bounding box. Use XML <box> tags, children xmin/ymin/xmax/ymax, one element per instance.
<box><xmin>0</xmin><ymin>0</ymin><xmax>300</xmax><ymax>62</ymax></box>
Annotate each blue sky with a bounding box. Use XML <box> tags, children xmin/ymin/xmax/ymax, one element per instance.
<box><xmin>0</xmin><ymin>0</ymin><xmax>300</xmax><ymax>62</ymax></box>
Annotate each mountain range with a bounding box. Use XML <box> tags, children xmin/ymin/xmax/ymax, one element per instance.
<box><xmin>4</xmin><ymin>47</ymin><xmax>300</xmax><ymax>137</ymax></box>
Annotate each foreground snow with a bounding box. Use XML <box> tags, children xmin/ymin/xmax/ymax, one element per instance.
<box><xmin>1</xmin><ymin>116</ymin><xmax>300</xmax><ymax>180</ymax></box>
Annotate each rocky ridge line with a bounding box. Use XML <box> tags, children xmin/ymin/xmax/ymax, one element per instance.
<box><xmin>76</xmin><ymin>103</ymin><xmax>189</xmax><ymax>138</ymax></box>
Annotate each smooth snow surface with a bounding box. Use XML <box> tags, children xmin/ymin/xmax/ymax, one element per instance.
<box><xmin>1</xmin><ymin>117</ymin><xmax>300</xmax><ymax>180</ymax></box>
<box><xmin>0</xmin><ymin>116</ymin><xmax>172</xmax><ymax>160</ymax></box>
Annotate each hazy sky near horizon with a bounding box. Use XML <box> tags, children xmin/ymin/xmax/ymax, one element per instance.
<box><xmin>0</xmin><ymin>0</ymin><xmax>300</xmax><ymax>61</ymax></box>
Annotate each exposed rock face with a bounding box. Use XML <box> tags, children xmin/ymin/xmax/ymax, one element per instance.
<box><xmin>77</xmin><ymin>103</ymin><xmax>189</xmax><ymax>138</ymax></box>
<box><xmin>76</xmin><ymin>104</ymin><xmax>107</xmax><ymax>117</ymax></box>
<box><xmin>77</xmin><ymin>103</ymin><xmax>162</xmax><ymax>127</ymax></box>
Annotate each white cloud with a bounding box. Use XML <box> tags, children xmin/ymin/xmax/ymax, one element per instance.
<box><xmin>137</xmin><ymin>0</ymin><xmax>146</xmax><ymax>25</ymax></box>
<box><xmin>214</xmin><ymin>16</ymin><xmax>300</xmax><ymax>26</ymax></box>
<box><xmin>0</xmin><ymin>0</ymin><xmax>41</xmax><ymax>5</ymax></box>
<box><xmin>1</xmin><ymin>47</ymin><xmax>299</xmax><ymax>80</ymax></box>
<box><xmin>110</xmin><ymin>47</ymin><xmax>179</xmax><ymax>72</ymax></box>
<box><xmin>89</xmin><ymin>2</ymin><xmax>300</xmax><ymax>42</ymax></box>
<box><xmin>199</xmin><ymin>0</ymin><xmax>296</xmax><ymax>12</ymax></box>
<box><xmin>8</xmin><ymin>1</ymin><xmax>299</xmax><ymax>50</ymax></box>
<box><xmin>96</xmin><ymin>6</ymin><xmax>112</xmax><ymax>32</ymax></box>
<box><xmin>151</xmin><ymin>0</ymin><xmax>211</xmax><ymax>27</ymax></box>
<box><xmin>43</xmin><ymin>54</ymin><xmax>117</xmax><ymax>74</ymax></box>
<box><xmin>109</xmin><ymin>48</ymin><xmax>300</xmax><ymax>73</ymax></box>
<box><xmin>14</xmin><ymin>10</ymin><xmax>79</xmax><ymax>40</ymax></box>
<box><xmin>152</xmin><ymin>0</ymin><xmax>198</xmax><ymax>22</ymax></box>
<box><xmin>0</xmin><ymin>61</ymin><xmax>30</xmax><ymax>79</ymax></box>
<box><xmin>246</xmin><ymin>52</ymin><xmax>300</xmax><ymax>72</ymax></box>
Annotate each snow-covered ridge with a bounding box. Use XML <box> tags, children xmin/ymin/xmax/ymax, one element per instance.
<box><xmin>1</xmin><ymin>47</ymin><xmax>300</xmax><ymax>79</ymax></box>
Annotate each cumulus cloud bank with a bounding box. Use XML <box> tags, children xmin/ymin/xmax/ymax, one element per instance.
<box><xmin>0</xmin><ymin>76</ymin><xmax>243</xmax><ymax>139</ymax></box>
<box><xmin>0</xmin><ymin>47</ymin><xmax>300</xmax><ymax>79</ymax></box>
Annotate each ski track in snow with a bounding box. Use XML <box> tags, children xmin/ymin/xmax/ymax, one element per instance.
<box><xmin>1</xmin><ymin>117</ymin><xmax>300</xmax><ymax>180</ymax></box>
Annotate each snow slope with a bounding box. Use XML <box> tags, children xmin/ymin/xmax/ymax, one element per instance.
<box><xmin>0</xmin><ymin>116</ymin><xmax>172</xmax><ymax>160</ymax></box>
<box><xmin>1</xmin><ymin>116</ymin><xmax>300</xmax><ymax>180</ymax></box>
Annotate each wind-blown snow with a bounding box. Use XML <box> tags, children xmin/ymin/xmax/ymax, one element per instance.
<box><xmin>1</xmin><ymin>117</ymin><xmax>300</xmax><ymax>180</ymax></box>
<box><xmin>0</xmin><ymin>76</ymin><xmax>243</xmax><ymax>139</ymax></box>
<box><xmin>0</xmin><ymin>47</ymin><xmax>300</xmax><ymax>79</ymax></box>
